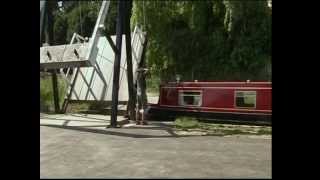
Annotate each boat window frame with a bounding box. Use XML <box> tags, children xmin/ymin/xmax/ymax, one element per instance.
<box><xmin>178</xmin><ymin>90</ymin><xmax>203</xmax><ymax>107</ymax></box>
<box><xmin>234</xmin><ymin>90</ymin><xmax>257</xmax><ymax>109</ymax></box>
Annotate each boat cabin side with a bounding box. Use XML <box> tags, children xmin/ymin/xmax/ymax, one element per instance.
<box><xmin>156</xmin><ymin>81</ymin><xmax>272</xmax><ymax>115</ymax></box>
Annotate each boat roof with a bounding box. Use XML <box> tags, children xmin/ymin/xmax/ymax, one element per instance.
<box><xmin>162</xmin><ymin>81</ymin><xmax>272</xmax><ymax>88</ymax></box>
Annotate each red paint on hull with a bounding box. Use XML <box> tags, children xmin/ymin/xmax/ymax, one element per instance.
<box><xmin>148</xmin><ymin>81</ymin><xmax>272</xmax><ymax>118</ymax></box>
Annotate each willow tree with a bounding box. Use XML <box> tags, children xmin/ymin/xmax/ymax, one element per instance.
<box><xmin>223</xmin><ymin>0</ymin><xmax>271</xmax><ymax>80</ymax></box>
<box><xmin>132</xmin><ymin>0</ymin><xmax>271</xmax><ymax>82</ymax></box>
<box><xmin>50</xmin><ymin>0</ymin><xmax>271</xmax><ymax>83</ymax></box>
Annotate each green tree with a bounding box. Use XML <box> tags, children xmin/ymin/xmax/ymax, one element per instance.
<box><xmin>49</xmin><ymin>0</ymin><xmax>271</xmax><ymax>83</ymax></box>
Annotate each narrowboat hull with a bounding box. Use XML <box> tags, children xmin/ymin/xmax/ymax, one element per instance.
<box><xmin>146</xmin><ymin>81</ymin><xmax>272</xmax><ymax>125</ymax></box>
<box><xmin>147</xmin><ymin>104</ymin><xmax>271</xmax><ymax>125</ymax></box>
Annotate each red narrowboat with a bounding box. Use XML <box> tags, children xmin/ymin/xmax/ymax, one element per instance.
<box><xmin>147</xmin><ymin>81</ymin><xmax>272</xmax><ymax>124</ymax></box>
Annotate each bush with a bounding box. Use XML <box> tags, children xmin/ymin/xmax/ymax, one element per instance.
<box><xmin>40</xmin><ymin>73</ymin><xmax>67</xmax><ymax>112</ymax></box>
<box><xmin>40</xmin><ymin>75</ymin><xmax>53</xmax><ymax>112</ymax></box>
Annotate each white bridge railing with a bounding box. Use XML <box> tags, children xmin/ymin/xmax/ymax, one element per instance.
<box><xmin>40</xmin><ymin>1</ymin><xmax>111</xmax><ymax>69</ymax></box>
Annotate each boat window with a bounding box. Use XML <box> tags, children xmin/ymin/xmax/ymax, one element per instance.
<box><xmin>178</xmin><ymin>91</ymin><xmax>202</xmax><ymax>106</ymax></box>
<box><xmin>235</xmin><ymin>91</ymin><xmax>256</xmax><ymax>108</ymax></box>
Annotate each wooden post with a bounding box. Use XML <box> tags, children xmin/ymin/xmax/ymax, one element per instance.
<box><xmin>46</xmin><ymin>1</ymin><xmax>60</xmax><ymax>113</ymax></box>
<box><xmin>61</xmin><ymin>68</ymin><xmax>80</xmax><ymax>113</ymax></box>
<box><xmin>110</xmin><ymin>0</ymin><xmax>125</xmax><ymax>128</ymax></box>
<box><xmin>51</xmin><ymin>70</ymin><xmax>60</xmax><ymax>113</ymax></box>
<box><xmin>40</xmin><ymin>1</ymin><xmax>46</xmax><ymax>46</ymax></box>
<box><xmin>136</xmin><ymin>36</ymin><xmax>148</xmax><ymax>125</ymax></box>
<box><xmin>124</xmin><ymin>0</ymin><xmax>136</xmax><ymax>121</ymax></box>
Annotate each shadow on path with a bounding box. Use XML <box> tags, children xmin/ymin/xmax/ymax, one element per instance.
<box><xmin>40</xmin><ymin>124</ymin><xmax>182</xmax><ymax>138</ymax></box>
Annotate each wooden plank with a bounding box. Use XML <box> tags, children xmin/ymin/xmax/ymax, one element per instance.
<box><xmin>106</xmin><ymin>35</ymin><xmax>119</xmax><ymax>54</ymax></box>
<box><xmin>85</xmin><ymin>0</ymin><xmax>111</xmax><ymax>65</ymax></box>
<box><xmin>40</xmin><ymin>1</ymin><xmax>46</xmax><ymax>45</ymax></box>
<box><xmin>40</xmin><ymin>43</ymin><xmax>90</xmax><ymax>69</ymax></box>
<box><xmin>46</xmin><ymin>2</ymin><xmax>60</xmax><ymax>113</ymax></box>
<box><xmin>52</xmin><ymin>70</ymin><xmax>60</xmax><ymax>113</ymax></box>
<box><xmin>110</xmin><ymin>0</ymin><xmax>126</xmax><ymax>128</ymax></box>
<box><xmin>61</xmin><ymin>68</ymin><xmax>80</xmax><ymax>113</ymax></box>
<box><xmin>40</xmin><ymin>1</ymin><xmax>110</xmax><ymax>69</ymax></box>
<box><xmin>124</xmin><ymin>0</ymin><xmax>136</xmax><ymax>121</ymax></box>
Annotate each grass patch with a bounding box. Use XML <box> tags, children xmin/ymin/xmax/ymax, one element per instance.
<box><xmin>67</xmin><ymin>102</ymin><xmax>91</xmax><ymax>113</ymax></box>
<box><xmin>174</xmin><ymin>116</ymin><xmax>200</xmax><ymax>130</ymax></box>
<box><xmin>173</xmin><ymin>116</ymin><xmax>272</xmax><ymax>136</ymax></box>
<box><xmin>256</xmin><ymin>128</ymin><xmax>272</xmax><ymax>135</ymax></box>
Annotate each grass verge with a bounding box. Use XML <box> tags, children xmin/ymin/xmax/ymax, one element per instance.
<box><xmin>174</xmin><ymin>116</ymin><xmax>271</xmax><ymax>136</ymax></box>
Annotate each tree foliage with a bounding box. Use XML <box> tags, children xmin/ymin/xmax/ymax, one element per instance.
<box><xmin>132</xmin><ymin>0</ymin><xmax>271</xmax><ymax>81</ymax></box>
<box><xmin>52</xmin><ymin>1</ymin><xmax>118</xmax><ymax>44</ymax></box>
<box><xmin>49</xmin><ymin>0</ymin><xmax>271</xmax><ymax>82</ymax></box>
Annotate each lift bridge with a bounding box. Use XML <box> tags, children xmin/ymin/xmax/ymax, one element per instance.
<box><xmin>40</xmin><ymin>1</ymin><xmax>148</xmax><ymax>127</ymax></box>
